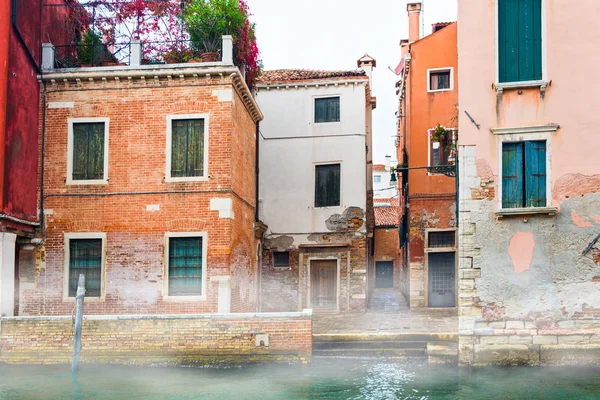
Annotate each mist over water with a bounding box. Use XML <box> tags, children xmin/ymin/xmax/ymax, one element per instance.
<box><xmin>0</xmin><ymin>358</ymin><xmax>599</xmax><ymax>399</ymax></box>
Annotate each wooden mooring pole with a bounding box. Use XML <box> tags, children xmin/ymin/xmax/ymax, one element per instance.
<box><xmin>72</xmin><ymin>274</ymin><xmax>85</xmax><ymax>372</ymax></box>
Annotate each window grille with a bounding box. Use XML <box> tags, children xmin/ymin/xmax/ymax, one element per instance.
<box><xmin>428</xmin><ymin>231</ymin><xmax>456</xmax><ymax>249</ymax></box>
<box><xmin>69</xmin><ymin>239</ymin><xmax>102</xmax><ymax>297</ymax></box>
<box><xmin>273</xmin><ymin>251</ymin><xmax>290</xmax><ymax>267</ymax></box>
<box><xmin>168</xmin><ymin>237</ymin><xmax>203</xmax><ymax>296</ymax></box>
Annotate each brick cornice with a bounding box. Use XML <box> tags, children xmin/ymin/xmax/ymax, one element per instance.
<box><xmin>39</xmin><ymin>66</ymin><xmax>263</xmax><ymax>123</ymax></box>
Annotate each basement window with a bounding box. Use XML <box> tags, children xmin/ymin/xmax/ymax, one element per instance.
<box><xmin>427</xmin><ymin>231</ymin><xmax>456</xmax><ymax>249</ymax></box>
<box><xmin>314</xmin><ymin>97</ymin><xmax>340</xmax><ymax>123</ymax></box>
<box><xmin>273</xmin><ymin>251</ymin><xmax>290</xmax><ymax>267</ymax></box>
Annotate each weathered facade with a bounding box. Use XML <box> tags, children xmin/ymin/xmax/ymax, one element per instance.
<box><xmin>17</xmin><ymin>39</ymin><xmax>264</xmax><ymax>316</ymax></box>
<box><xmin>371</xmin><ymin>198</ymin><xmax>401</xmax><ymax>296</ymax></box>
<box><xmin>458</xmin><ymin>0</ymin><xmax>600</xmax><ymax>365</ymax></box>
<box><xmin>256</xmin><ymin>61</ymin><xmax>376</xmax><ymax>313</ymax></box>
<box><xmin>0</xmin><ymin>0</ymin><xmax>69</xmax><ymax>317</ymax></box>
<box><xmin>396</xmin><ymin>2</ymin><xmax>458</xmax><ymax>309</ymax></box>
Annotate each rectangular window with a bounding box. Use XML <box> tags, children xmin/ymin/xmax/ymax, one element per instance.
<box><xmin>315</xmin><ymin>164</ymin><xmax>341</xmax><ymax>208</ymax></box>
<box><xmin>428</xmin><ymin>231</ymin><xmax>456</xmax><ymax>248</ymax></box>
<box><xmin>315</xmin><ymin>97</ymin><xmax>340</xmax><ymax>123</ymax></box>
<box><xmin>68</xmin><ymin>239</ymin><xmax>103</xmax><ymax>297</ymax></box>
<box><xmin>170</xmin><ymin>119</ymin><xmax>205</xmax><ymax>178</ymax></box>
<box><xmin>498</xmin><ymin>0</ymin><xmax>542</xmax><ymax>83</ymax></box>
<box><xmin>72</xmin><ymin>122</ymin><xmax>106</xmax><ymax>181</ymax></box>
<box><xmin>374</xmin><ymin>175</ymin><xmax>382</xmax><ymax>183</ymax></box>
<box><xmin>273</xmin><ymin>251</ymin><xmax>290</xmax><ymax>267</ymax></box>
<box><xmin>429</xmin><ymin>71</ymin><xmax>450</xmax><ymax>91</ymax></box>
<box><xmin>168</xmin><ymin>237</ymin><xmax>203</xmax><ymax>296</ymax></box>
<box><xmin>502</xmin><ymin>140</ymin><xmax>546</xmax><ymax>209</ymax></box>
<box><xmin>429</xmin><ymin>129</ymin><xmax>454</xmax><ymax>167</ymax></box>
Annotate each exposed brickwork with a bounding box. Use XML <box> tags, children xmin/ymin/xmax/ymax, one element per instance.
<box><xmin>25</xmin><ymin>70</ymin><xmax>260</xmax><ymax>316</ymax></box>
<box><xmin>0</xmin><ymin>313</ymin><xmax>312</xmax><ymax>365</ymax></box>
<box><xmin>260</xmin><ymin>249</ymin><xmax>300</xmax><ymax>312</ymax></box>
<box><xmin>373</xmin><ymin>227</ymin><xmax>401</xmax><ymax>289</ymax></box>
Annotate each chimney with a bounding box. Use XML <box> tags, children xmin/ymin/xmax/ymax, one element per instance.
<box><xmin>385</xmin><ymin>155</ymin><xmax>391</xmax><ymax>171</ymax></box>
<box><xmin>407</xmin><ymin>2</ymin><xmax>422</xmax><ymax>43</ymax></box>
<box><xmin>357</xmin><ymin>54</ymin><xmax>377</xmax><ymax>88</ymax></box>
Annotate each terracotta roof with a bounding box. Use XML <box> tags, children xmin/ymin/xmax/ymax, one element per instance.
<box><xmin>374</xmin><ymin>206</ymin><xmax>398</xmax><ymax>227</ymax></box>
<box><xmin>257</xmin><ymin>69</ymin><xmax>367</xmax><ymax>84</ymax></box>
<box><xmin>373</xmin><ymin>164</ymin><xmax>386</xmax><ymax>172</ymax></box>
<box><xmin>374</xmin><ymin>198</ymin><xmax>399</xmax><ymax>207</ymax></box>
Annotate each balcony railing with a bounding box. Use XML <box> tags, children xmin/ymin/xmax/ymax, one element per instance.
<box><xmin>42</xmin><ymin>36</ymin><xmax>233</xmax><ymax>72</ymax></box>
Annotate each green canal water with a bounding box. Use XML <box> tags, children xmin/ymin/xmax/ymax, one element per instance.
<box><xmin>0</xmin><ymin>358</ymin><xmax>599</xmax><ymax>399</ymax></box>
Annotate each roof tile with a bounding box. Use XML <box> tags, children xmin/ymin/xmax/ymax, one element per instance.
<box><xmin>257</xmin><ymin>69</ymin><xmax>367</xmax><ymax>84</ymax></box>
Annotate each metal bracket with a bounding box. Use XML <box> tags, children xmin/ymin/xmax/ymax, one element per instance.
<box><xmin>426</xmin><ymin>165</ymin><xmax>456</xmax><ymax>177</ymax></box>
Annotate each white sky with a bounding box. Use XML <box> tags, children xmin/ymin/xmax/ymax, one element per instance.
<box><xmin>248</xmin><ymin>0</ymin><xmax>457</xmax><ymax>163</ymax></box>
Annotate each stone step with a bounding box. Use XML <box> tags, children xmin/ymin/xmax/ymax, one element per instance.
<box><xmin>313</xmin><ymin>341</ymin><xmax>428</xmax><ymax>350</ymax></box>
<box><xmin>313</xmin><ymin>348</ymin><xmax>427</xmax><ymax>359</ymax></box>
<box><xmin>313</xmin><ymin>333</ymin><xmax>458</xmax><ymax>343</ymax></box>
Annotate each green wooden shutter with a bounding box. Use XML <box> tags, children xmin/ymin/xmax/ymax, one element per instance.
<box><xmin>169</xmin><ymin>237</ymin><xmax>203</xmax><ymax>296</ymax></box>
<box><xmin>499</xmin><ymin>0</ymin><xmax>542</xmax><ymax>82</ymax></box>
<box><xmin>327</xmin><ymin>97</ymin><xmax>340</xmax><ymax>122</ymax></box>
<box><xmin>525</xmin><ymin>140</ymin><xmax>546</xmax><ymax>207</ymax></box>
<box><xmin>502</xmin><ymin>142</ymin><xmax>524</xmax><ymax>208</ymax></box>
<box><xmin>72</xmin><ymin>124</ymin><xmax>89</xmax><ymax>180</ymax></box>
<box><xmin>315</xmin><ymin>164</ymin><xmax>341</xmax><ymax>207</ymax></box>
<box><xmin>327</xmin><ymin>164</ymin><xmax>341</xmax><ymax>206</ymax></box>
<box><xmin>171</xmin><ymin>120</ymin><xmax>187</xmax><ymax>177</ymax></box>
<box><xmin>69</xmin><ymin>239</ymin><xmax>102</xmax><ymax>297</ymax></box>
<box><xmin>315</xmin><ymin>99</ymin><xmax>327</xmax><ymax>123</ymax></box>
<box><xmin>87</xmin><ymin>123</ymin><xmax>105</xmax><ymax>179</ymax></box>
<box><xmin>186</xmin><ymin>119</ymin><xmax>204</xmax><ymax>177</ymax></box>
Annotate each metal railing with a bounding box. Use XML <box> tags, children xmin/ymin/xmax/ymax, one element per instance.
<box><xmin>54</xmin><ymin>42</ymin><xmax>131</xmax><ymax>68</ymax></box>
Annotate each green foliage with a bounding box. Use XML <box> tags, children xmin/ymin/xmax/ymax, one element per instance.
<box><xmin>431</xmin><ymin>124</ymin><xmax>448</xmax><ymax>143</ymax></box>
<box><xmin>77</xmin><ymin>29</ymin><xmax>104</xmax><ymax>66</ymax></box>
<box><xmin>183</xmin><ymin>0</ymin><xmax>245</xmax><ymax>53</ymax></box>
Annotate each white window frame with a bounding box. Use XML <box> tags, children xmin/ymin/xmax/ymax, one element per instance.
<box><xmin>163</xmin><ymin>232</ymin><xmax>208</xmax><ymax>301</ymax></box>
<box><xmin>313</xmin><ymin>161</ymin><xmax>343</xmax><ymax>209</ymax></box>
<box><xmin>374</xmin><ymin>175</ymin><xmax>382</xmax><ymax>183</ymax></box>
<box><xmin>313</xmin><ymin>95</ymin><xmax>342</xmax><ymax>124</ymax></box>
<box><xmin>63</xmin><ymin>232</ymin><xmax>107</xmax><ymax>301</ymax></box>
<box><xmin>67</xmin><ymin>118</ymin><xmax>110</xmax><ymax>185</ymax></box>
<box><xmin>427</xmin><ymin>127</ymin><xmax>456</xmax><ymax>171</ymax></box>
<box><xmin>493</xmin><ymin>125</ymin><xmax>558</xmax><ymax>215</ymax></box>
<box><xmin>494</xmin><ymin>0</ymin><xmax>548</xmax><ymax>89</ymax></box>
<box><xmin>427</xmin><ymin>67</ymin><xmax>454</xmax><ymax>93</ymax></box>
<box><xmin>165</xmin><ymin>114</ymin><xmax>210</xmax><ymax>182</ymax></box>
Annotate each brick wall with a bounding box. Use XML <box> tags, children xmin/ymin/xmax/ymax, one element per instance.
<box><xmin>25</xmin><ymin>70</ymin><xmax>260</xmax><ymax>316</ymax></box>
<box><xmin>373</xmin><ymin>227</ymin><xmax>401</xmax><ymax>289</ymax></box>
<box><xmin>260</xmin><ymin>249</ymin><xmax>299</xmax><ymax>312</ymax></box>
<box><xmin>0</xmin><ymin>312</ymin><xmax>312</xmax><ymax>366</ymax></box>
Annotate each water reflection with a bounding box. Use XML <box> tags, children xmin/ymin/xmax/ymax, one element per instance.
<box><xmin>0</xmin><ymin>358</ymin><xmax>598</xmax><ymax>399</ymax></box>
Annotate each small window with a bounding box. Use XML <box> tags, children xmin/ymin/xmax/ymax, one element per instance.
<box><xmin>429</xmin><ymin>129</ymin><xmax>454</xmax><ymax>167</ymax></box>
<box><xmin>168</xmin><ymin>237</ymin><xmax>204</xmax><ymax>296</ymax></box>
<box><xmin>315</xmin><ymin>163</ymin><xmax>341</xmax><ymax>208</ymax></box>
<box><xmin>502</xmin><ymin>140</ymin><xmax>546</xmax><ymax>209</ymax></box>
<box><xmin>69</xmin><ymin>120</ymin><xmax>108</xmax><ymax>182</ymax></box>
<box><xmin>273</xmin><ymin>251</ymin><xmax>290</xmax><ymax>267</ymax></box>
<box><xmin>429</xmin><ymin>70</ymin><xmax>451</xmax><ymax>91</ymax></box>
<box><xmin>315</xmin><ymin>97</ymin><xmax>340</xmax><ymax>123</ymax></box>
<box><xmin>498</xmin><ymin>0</ymin><xmax>542</xmax><ymax>83</ymax></box>
<box><xmin>170</xmin><ymin>119</ymin><xmax>206</xmax><ymax>178</ymax></box>
<box><xmin>68</xmin><ymin>239</ymin><xmax>103</xmax><ymax>297</ymax></box>
<box><xmin>428</xmin><ymin>231</ymin><xmax>456</xmax><ymax>248</ymax></box>
<box><xmin>374</xmin><ymin>175</ymin><xmax>382</xmax><ymax>183</ymax></box>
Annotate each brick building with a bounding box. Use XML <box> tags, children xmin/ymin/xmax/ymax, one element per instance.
<box><xmin>17</xmin><ymin>38</ymin><xmax>264</xmax><ymax>316</ymax></box>
<box><xmin>371</xmin><ymin>198</ymin><xmax>401</xmax><ymax>297</ymax></box>
<box><xmin>256</xmin><ymin>58</ymin><xmax>376</xmax><ymax>313</ymax></box>
<box><xmin>395</xmin><ymin>2</ymin><xmax>458</xmax><ymax>309</ymax></box>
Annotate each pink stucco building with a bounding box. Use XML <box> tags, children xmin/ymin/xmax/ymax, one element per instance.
<box><xmin>457</xmin><ymin>0</ymin><xmax>600</xmax><ymax>365</ymax></box>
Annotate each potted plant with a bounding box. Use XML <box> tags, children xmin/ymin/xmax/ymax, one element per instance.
<box><xmin>77</xmin><ymin>29</ymin><xmax>104</xmax><ymax>67</ymax></box>
<box><xmin>431</xmin><ymin>124</ymin><xmax>448</xmax><ymax>145</ymax></box>
<box><xmin>162</xmin><ymin>47</ymin><xmax>197</xmax><ymax>64</ymax></box>
<box><xmin>183</xmin><ymin>0</ymin><xmax>245</xmax><ymax>62</ymax></box>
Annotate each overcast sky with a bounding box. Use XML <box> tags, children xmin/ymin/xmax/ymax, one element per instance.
<box><xmin>248</xmin><ymin>0</ymin><xmax>457</xmax><ymax>163</ymax></box>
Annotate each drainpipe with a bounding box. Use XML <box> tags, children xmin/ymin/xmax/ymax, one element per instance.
<box><xmin>0</xmin><ymin>0</ymin><xmax>11</xmax><ymax>210</ymax></box>
<box><xmin>254</xmin><ymin>121</ymin><xmax>260</xmax><ymax>222</ymax></box>
<box><xmin>39</xmin><ymin>81</ymin><xmax>47</xmax><ymax>243</ymax></box>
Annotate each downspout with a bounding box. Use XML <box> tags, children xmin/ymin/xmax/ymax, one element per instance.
<box><xmin>39</xmin><ymin>80</ymin><xmax>47</xmax><ymax>243</ymax></box>
<box><xmin>254</xmin><ymin>121</ymin><xmax>260</xmax><ymax>222</ymax></box>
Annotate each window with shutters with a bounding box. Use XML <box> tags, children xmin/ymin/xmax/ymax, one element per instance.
<box><xmin>315</xmin><ymin>163</ymin><xmax>341</xmax><ymax>208</ymax></box>
<box><xmin>427</xmin><ymin>68</ymin><xmax>453</xmax><ymax>92</ymax></box>
<box><xmin>165</xmin><ymin>233</ymin><xmax>207</xmax><ymax>297</ymax></box>
<box><xmin>166</xmin><ymin>115</ymin><xmax>209</xmax><ymax>182</ymax></box>
<box><xmin>498</xmin><ymin>0</ymin><xmax>542</xmax><ymax>83</ymax></box>
<box><xmin>501</xmin><ymin>140</ymin><xmax>547</xmax><ymax>208</ymax></box>
<box><xmin>67</xmin><ymin>118</ymin><xmax>109</xmax><ymax>184</ymax></box>
<box><xmin>314</xmin><ymin>97</ymin><xmax>340</xmax><ymax>123</ymax></box>
<box><xmin>64</xmin><ymin>233</ymin><xmax>105</xmax><ymax>299</ymax></box>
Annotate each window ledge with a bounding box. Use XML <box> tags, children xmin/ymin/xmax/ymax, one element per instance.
<box><xmin>495</xmin><ymin>206</ymin><xmax>558</xmax><ymax>218</ymax></box>
<box><xmin>163</xmin><ymin>295</ymin><xmax>206</xmax><ymax>302</ymax></box>
<box><xmin>66</xmin><ymin>179</ymin><xmax>108</xmax><ymax>185</ymax></box>
<box><xmin>165</xmin><ymin>176</ymin><xmax>209</xmax><ymax>183</ymax></box>
<box><xmin>495</xmin><ymin>80</ymin><xmax>549</xmax><ymax>96</ymax></box>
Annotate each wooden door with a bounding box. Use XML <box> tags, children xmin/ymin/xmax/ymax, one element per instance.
<box><xmin>310</xmin><ymin>260</ymin><xmax>337</xmax><ymax>309</ymax></box>
<box><xmin>375</xmin><ymin>261</ymin><xmax>394</xmax><ymax>288</ymax></box>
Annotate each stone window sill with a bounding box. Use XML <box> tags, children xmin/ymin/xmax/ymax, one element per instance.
<box><xmin>495</xmin><ymin>80</ymin><xmax>549</xmax><ymax>96</ymax></box>
<box><xmin>495</xmin><ymin>206</ymin><xmax>558</xmax><ymax>218</ymax></box>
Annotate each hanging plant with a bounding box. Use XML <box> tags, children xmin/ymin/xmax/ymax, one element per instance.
<box><xmin>431</xmin><ymin>124</ymin><xmax>448</xmax><ymax>143</ymax></box>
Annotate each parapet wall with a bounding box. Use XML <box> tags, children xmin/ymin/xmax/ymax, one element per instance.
<box><xmin>0</xmin><ymin>311</ymin><xmax>312</xmax><ymax>366</ymax></box>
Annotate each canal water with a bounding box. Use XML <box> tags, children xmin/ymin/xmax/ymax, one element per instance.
<box><xmin>0</xmin><ymin>357</ymin><xmax>599</xmax><ymax>399</ymax></box>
